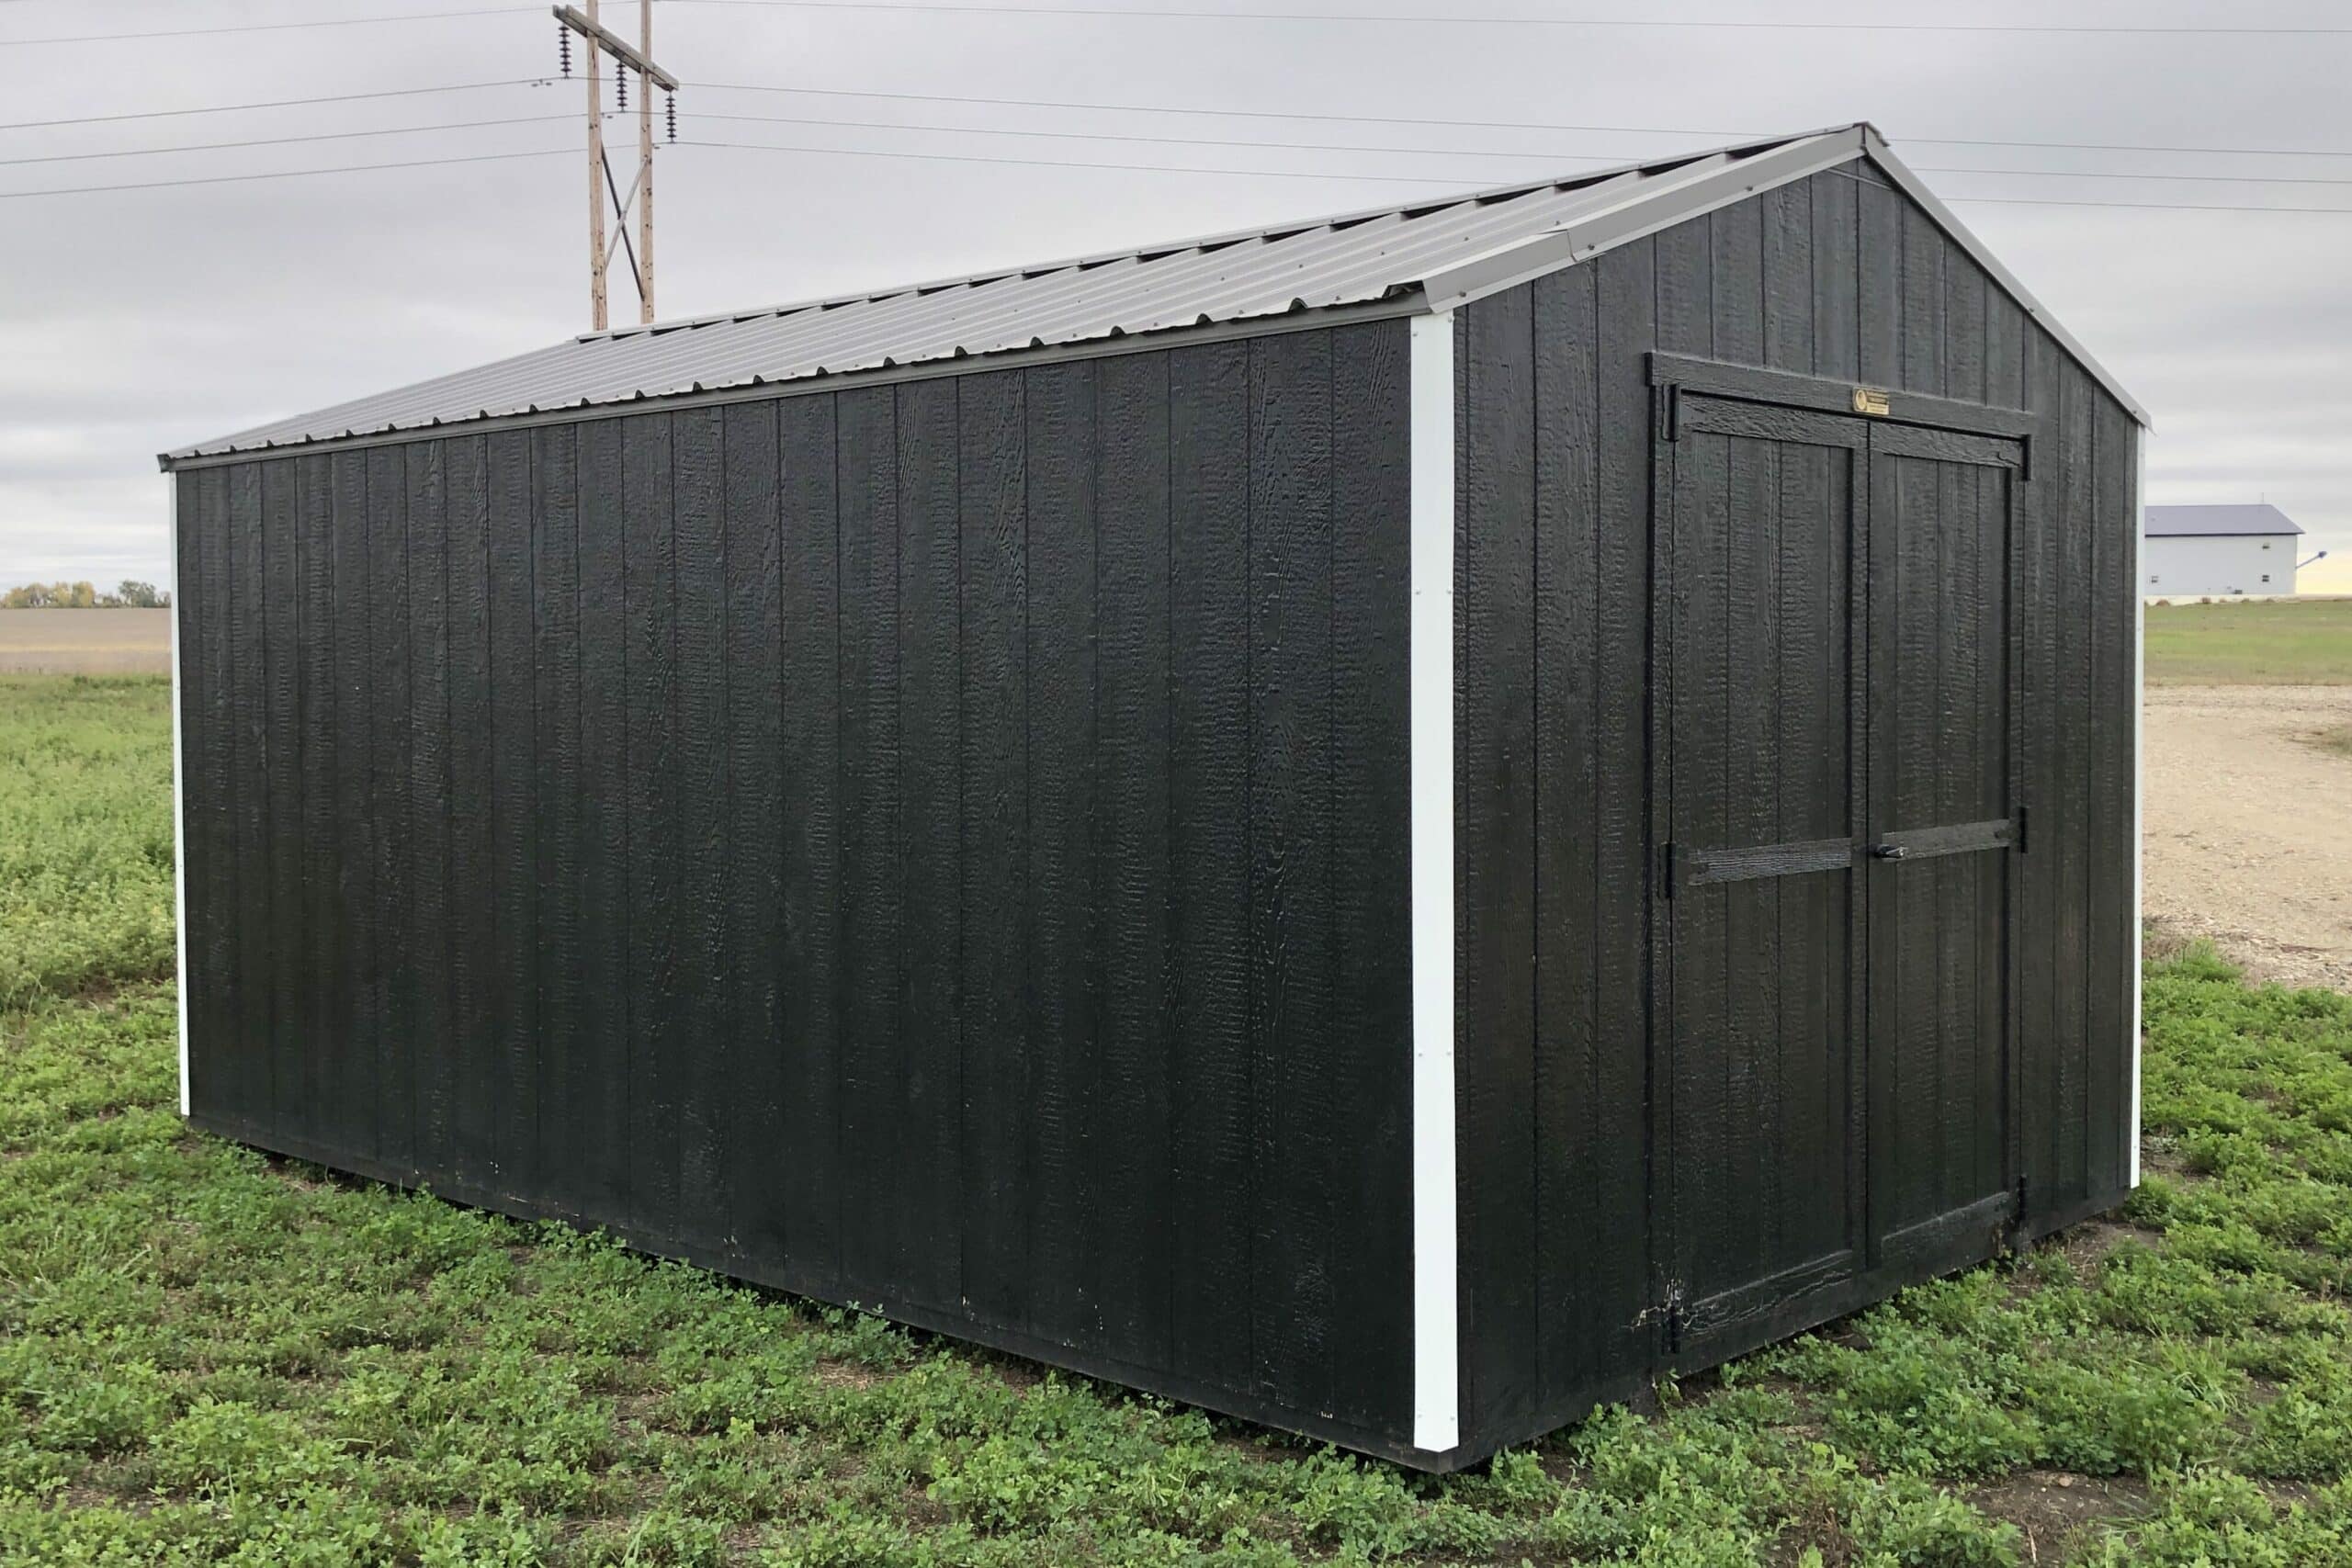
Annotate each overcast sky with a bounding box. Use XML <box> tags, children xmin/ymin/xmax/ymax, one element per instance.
<box><xmin>2</xmin><ymin>0</ymin><xmax>2346</xmax><ymax>591</ymax></box>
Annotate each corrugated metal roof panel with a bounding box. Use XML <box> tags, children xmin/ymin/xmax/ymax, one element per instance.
<box><xmin>2144</xmin><ymin>503</ymin><xmax>2303</xmax><ymax>538</ymax></box>
<box><xmin>164</xmin><ymin>131</ymin><xmax>1850</xmax><ymax>460</ymax></box>
<box><xmin>162</xmin><ymin>123</ymin><xmax>2146</xmax><ymax>462</ymax></box>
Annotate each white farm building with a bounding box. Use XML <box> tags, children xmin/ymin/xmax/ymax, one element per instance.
<box><xmin>2143</xmin><ymin>504</ymin><xmax>2305</xmax><ymax>598</ymax></box>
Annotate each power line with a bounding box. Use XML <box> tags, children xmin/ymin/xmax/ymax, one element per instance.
<box><xmin>684</xmin><ymin>138</ymin><xmax>2352</xmax><ymax>209</ymax></box>
<box><xmin>8</xmin><ymin>70</ymin><xmax>2337</xmax><ymax>166</ymax></box>
<box><xmin>1943</xmin><ymin>193</ymin><xmax>2352</xmax><ymax>216</ymax></box>
<box><xmin>0</xmin><ymin>78</ymin><xmax>548</xmax><ymax>130</ymax></box>
<box><xmin>698</xmin><ymin>107</ymin><xmax>1618</xmax><ymax>164</ymax></box>
<box><xmin>0</xmin><ymin>114</ymin><xmax>574</xmax><ymax>167</ymax></box>
<box><xmin>665</xmin><ymin>0</ymin><xmax>2352</xmax><ymax>33</ymax></box>
<box><xmin>6</xmin><ymin>134</ymin><xmax>2351</xmax><ymax>212</ymax></box>
<box><xmin>0</xmin><ymin>146</ymin><xmax>567</xmax><ymax>198</ymax></box>
<box><xmin>27</xmin><ymin>0</ymin><xmax>2327</xmax><ymax>41</ymax></box>
<box><xmin>8</xmin><ymin>96</ymin><xmax>2349</xmax><ymax>189</ymax></box>
<box><xmin>685</xmin><ymin>135</ymin><xmax>1459</xmax><ymax>181</ymax></box>
<box><xmin>1919</xmin><ymin>164</ymin><xmax>2352</xmax><ymax>189</ymax></box>
<box><xmin>6</xmin><ymin>81</ymin><xmax>2343</xmax><ymax>189</ymax></box>
<box><xmin>0</xmin><ymin>6</ymin><xmax>535</xmax><ymax>46</ymax></box>
<box><xmin>693</xmin><ymin>82</ymin><xmax>2352</xmax><ymax>162</ymax></box>
<box><xmin>15</xmin><ymin>0</ymin><xmax>2331</xmax><ymax>39</ymax></box>
<box><xmin>692</xmin><ymin>108</ymin><xmax>2352</xmax><ymax>186</ymax></box>
<box><xmin>1913</xmin><ymin>134</ymin><xmax>2352</xmax><ymax>161</ymax></box>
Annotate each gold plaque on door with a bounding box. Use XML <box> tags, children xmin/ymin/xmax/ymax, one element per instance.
<box><xmin>1851</xmin><ymin>387</ymin><xmax>1892</xmax><ymax>417</ymax></box>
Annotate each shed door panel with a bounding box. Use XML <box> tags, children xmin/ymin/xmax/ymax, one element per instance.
<box><xmin>1865</xmin><ymin>425</ymin><xmax>2022</xmax><ymax>1271</ymax></box>
<box><xmin>1657</xmin><ymin>397</ymin><xmax>1868</xmax><ymax>1355</ymax></box>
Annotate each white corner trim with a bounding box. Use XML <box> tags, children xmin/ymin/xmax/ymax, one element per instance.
<box><xmin>2129</xmin><ymin>434</ymin><xmax>2145</xmax><ymax>1188</ymax></box>
<box><xmin>168</xmin><ymin>478</ymin><xmax>191</xmax><ymax>1118</ymax></box>
<box><xmin>1408</xmin><ymin>310</ymin><xmax>1459</xmax><ymax>1455</ymax></box>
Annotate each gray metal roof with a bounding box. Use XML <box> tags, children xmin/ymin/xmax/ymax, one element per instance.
<box><xmin>163</xmin><ymin>121</ymin><xmax>2145</xmax><ymax>465</ymax></box>
<box><xmin>2145</xmin><ymin>503</ymin><xmax>2304</xmax><ymax>538</ymax></box>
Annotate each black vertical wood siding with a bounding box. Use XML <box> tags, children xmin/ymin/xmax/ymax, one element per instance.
<box><xmin>444</xmin><ymin>437</ymin><xmax>495</xmax><ymax>1190</ymax></box>
<box><xmin>674</xmin><ymin>406</ymin><xmax>731</xmax><ymax>1261</ymax></box>
<box><xmin>722</xmin><ymin>400</ymin><xmax>786</xmax><ymax>1269</ymax></box>
<box><xmin>175</xmin><ymin>320</ymin><xmax>1419</xmax><ymax>1456</ymax></box>
<box><xmin>1454</xmin><ymin>166</ymin><xmax>2138</xmax><ymax>1449</ymax></box>
<box><xmin>177</xmin><ymin>161</ymin><xmax>2135</xmax><ymax>1465</ymax></box>
<box><xmin>1163</xmin><ymin>342</ymin><xmax>1256</xmax><ymax>1390</ymax></box>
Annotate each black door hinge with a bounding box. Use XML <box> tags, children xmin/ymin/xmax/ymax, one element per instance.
<box><xmin>1659</xmin><ymin>841</ymin><xmax>1678</xmax><ymax>900</ymax></box>
<box><xmin>1655</xmin><ymin>384</ymin><xmax>1681</xmax><ymax>442</ymax></box>
<box><xmin>2014</xmin><ymin>1174</ymin><xmax>2030</xmax><ymax>1223</ymax></box>
<box><xmin>1662</xmin><ymin>1283</ymin><xmax>1687</xmax><ymax>1355</ymax></box>
<box><xmin>2015</xmin><ymin>805</ymin><xmax>2030</xmax><ymax>855</ymax></box>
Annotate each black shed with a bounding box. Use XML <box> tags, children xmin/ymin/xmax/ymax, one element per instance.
<box><xmin>162</xmin><ymin>123</ymin><xmax>2146</xmax><ymax>1470</ymax></box>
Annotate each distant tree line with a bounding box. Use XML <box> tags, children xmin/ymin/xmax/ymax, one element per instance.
<box><xmin>1</xmin><ymin>581</ymin><xmax>171</xmax><ymax>609</ymax></box>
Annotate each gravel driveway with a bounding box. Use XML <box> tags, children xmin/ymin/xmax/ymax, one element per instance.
<box><xmin>2144</xmin><ymin>683</ymin><xmax>2352</xmax><ymax>991</ymax></box>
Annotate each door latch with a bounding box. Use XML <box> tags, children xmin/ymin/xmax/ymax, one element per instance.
<box><xmin>1869</xmin><ymin>842</ymin><xmax>1909</xmax><ymax>861</ymax></box>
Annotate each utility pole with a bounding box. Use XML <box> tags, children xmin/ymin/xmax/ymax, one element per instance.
<box><xmin>584</xmin><ymin>0</ymin><xmax>605</xmax><ymax>331</ymax></box>
<box><xmin>638</xmin><ymin>0</ymin><xmax>655</xmax><ymax>325</ymax></box>
<box><xmin>554</xmin><ymin>3</ymin><xmax>677</xmax><ymax>331</ymax></box>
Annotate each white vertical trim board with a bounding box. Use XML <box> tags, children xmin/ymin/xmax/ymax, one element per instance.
<box><xmin>1408</xmin><ymin>310</ymin><xmax>1460</xmax><ymax>1456</ymax></box>
<box><xmin>2129</xmin><ymin>434</ymin><xmax>2145</xmax><ymax>1188</ymax></box>
<box><xmin>168</xmin><ymin>478</ymin><xmax>192</xmax><ymax>1118</ymax></box>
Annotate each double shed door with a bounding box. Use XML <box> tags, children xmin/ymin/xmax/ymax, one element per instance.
<box><xmin>1653</xmin><ymin>389</ymin><xmax>2025</xmax><ymax>1362</ymax></box>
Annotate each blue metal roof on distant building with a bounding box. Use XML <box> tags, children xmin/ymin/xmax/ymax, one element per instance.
<box><xmin>2145</xmin><ymin>504</ymin><xmax>2304</xmax><ymax>538</ymax></box>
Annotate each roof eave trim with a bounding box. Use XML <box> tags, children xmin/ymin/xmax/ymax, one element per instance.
<box><xmin>1418</xmin><ymin>127</ymin><xmax>1869</xmax><ymax>313</ymax></box>
<box><xmin>1858</xmin><ymin>125</ymin><xmax>2152</xmax><ymax>429</ymax></box>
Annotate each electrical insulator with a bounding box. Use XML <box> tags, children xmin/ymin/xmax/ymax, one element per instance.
<box><xmin>616</xmin><ymin>66</ymin><xmax>628</xmax><ymax>111</ymax></box>
<box><xmin>666</xmin><ymin>92</ymin><xmax>677</xmax><ymax>142</ymax></box>
<box><xmin>559</xmin><ymin>20</ymin><xmax>571</xmax><ymax>76</ymax></box>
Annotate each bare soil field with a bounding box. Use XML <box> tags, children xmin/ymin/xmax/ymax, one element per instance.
<box><xmin>2144</xmin><ymin>683</ymin><xmax>2352</xmax><ymax>990</ymax></box>
<box><xmin>0</xmin><ymin>608</ymin><xmax>170</xmax><ymax>673</ymax></box>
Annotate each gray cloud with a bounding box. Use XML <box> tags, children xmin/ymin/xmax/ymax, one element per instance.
<box><xmin>3</xmin><ymin>0</ymin><xmax>2346</xmax><ymax>585</ymax></box>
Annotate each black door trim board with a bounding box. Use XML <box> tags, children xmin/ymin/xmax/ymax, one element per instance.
<box><xmin>1871</xmin><ymin>423</ymin><xmax>2027</xmax><ymax>468</ymax></box>
<box><xmin>1648</xmin><ymin>352</ymin><xmax>2045</xmax><ymax>443</ymax></box>
<box><xmin>1877</xmin><ymin>1188</ymin><xmax>2019</xmax><ymax>1276</ymax></box>
<box><xmin>1672</xmin><ymin>392</ymin><xmax>1874</xmax><ymax>449</ymax></box>
<box><xmin>1677</xmin><ymin>1247</ymin><xmax>1858</xmax><ymax>1356</ymax></box>
<box><xmin>1676</xmin><ymin>836</ymin><xmax>1855</xmax><ymax>890</ymax></box>
<box><xmin>1873</xmin><ymin>818</ymin><xmax>2017</xmax><ymax>861</ymax></box>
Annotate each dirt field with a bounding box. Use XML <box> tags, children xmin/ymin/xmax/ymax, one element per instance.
<box><xmin>0</xmin><ymin>608</ymin><xmax>171</xmax><ymax>674</ymax></box>
<box><xmin>2144</xmin><ymin>683</ymin><xmax>2352</xmax><ymax>991</ymax></box>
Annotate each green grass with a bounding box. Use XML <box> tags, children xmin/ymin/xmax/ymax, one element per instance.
<box><xmin>2143</xmin><ymin>599</ymin><xmax>2352</xmax><ymax>685</ymax></box>
<box><xmin>8</xmin><ymin>677</ymin><xmax>2352</xmax><ymax>1563</ymax></box>
<box><xmin>0</xmin><ymin>676</ymin><xmax>176</xmax><ymax>1010</ymax></box>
